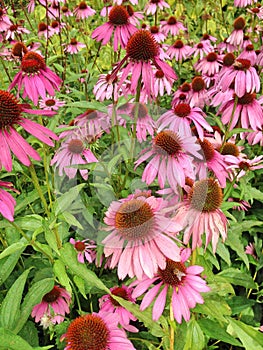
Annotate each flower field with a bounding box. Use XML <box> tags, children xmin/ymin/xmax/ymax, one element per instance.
<box><xmin>0</xmin><ymin>0</ymin><xmax>263</xmax><ymax>349</ymax></box>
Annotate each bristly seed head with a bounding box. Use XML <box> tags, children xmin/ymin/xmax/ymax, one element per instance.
<box><xmin>206</xmin><ymin>52</ymin><xmax>218</xmax><ymax>62</ymax></box>
<box><xmin>191</xmin><ymin>76</ymin><xmax>205</xmax><ymax>92</ymax></box>
<box><xmin>21</xmin><ymin>51</ymin><xmax>46</xmax><ymax>74</ymax></box>
<box><xmin>126</xmin><ymin>30</ymin><xmax>159</xmax><ymax>61</ymax></box>
<box><xmin>233</xmin><ymin>17</ymin><xmax>246</xmax><ymax>30</ymax></box>
<box><xmin>38</xmin><ymin>22</ymin><xmax>47</xmax><ymax>31</ymax></box>
<box><xmin>236</xmin><ymin>92</ymin><xmax>255</xmax><ymax>105</ymax></box>
<box><xmin>223</xmin><ymin>53</ymin><xmax>235</xmax><ymax>67</ymax></box>
<box><xmin>68</xmin><ymin>139</ymin><xmax>85</xmax><ymax>154</ymax></box>
<box><xmin>12</xmin><ymin>42</ymin><xmax>28</xmax><ymax>57</ymax></box>
<box><xmin>198</xmin><ymin>139</ymin><xmax>215</xmax><ymax>161</ymax></box>
<box><xmin>78</xmin><ymin>1</ymin><xmax>88</xmax><ymax>10</ymax></box>
<box><xmin>155</xmin><ymin>69</ymin><xmax>164</xmax><ymax>78</ymax></box>
<box><xmin>154</xmin><ymin>130</ymin><xmax>182</xmax><ymax>156</ymax></box>
<box><xmin>110</xmin><ymin>286</ymin><xmax>129</xmax><ymax>307</ymax></box>
<box><xmin>181</xmin><ymin>82</ymin><xmax>191</xmax><ymax>92</ymax></box>
<box><xmin>0</xmin><ymin>90</ymin><xmax>22</xmax><ymax>129</ymax></box>
<box><xmin>158</xmin><ymin>259</ymin><xmax>187</xmax><ymax>286</ymax></box>
<box><xmin>109</xmin><ymin>5</ymin><xmax>129</xmax><ymax>25</ymax></box>
<box><xmin>174</xmin><ymin>103</ymin><xmax>191</xmax><ymax>117</ymax></box>
<box><xmin>131</xmin><ymin>103</ymin><xmax>148</xmax><ymax>119</ymax></box>
<box><xmin>167</xmin><ymin>16</ymin><xmax>177</xmax><ymax>25</ymax></box>
<box><xmin>43</xmin><ymin>286</ymin><xmax>61</xmax><ymax>303</ymax></box>
<box><xmin>173</xmin><ymin>39</ymin><xmax>184</xmax><ymax>49</ymax></box>
<box><xmin>221</xmin><ymin>142</ymin><xmax>240</xmax><ymax>157</ymax></box>
<box><xmin>234</xmin><ymin>58</ymin><xmax>251</xmax><ymax>70</ymax></box>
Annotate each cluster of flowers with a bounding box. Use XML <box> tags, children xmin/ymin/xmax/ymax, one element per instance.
<box><xmin>0</xmin><ymin>0</ymin><xmax>262</xmax><ymax>348</ymax></box>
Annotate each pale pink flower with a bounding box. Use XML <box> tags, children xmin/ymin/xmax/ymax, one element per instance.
<box><xmin>70</xmin><ymin>238</ymin><xmax>97</xmax><ymax>263</ymax></box>
<box><xmin>94</xmin><ymin>73</ymin><xmax>119</xmax><ymax>102</ymax></box>
<box><xmin>61</xmin><ymin>5</ymin><xmax>73</xmax><ymax>17</ymax></box>
<box><xmin>135</xmin><ymin>129</ymin><xmax>201</xmax><ymax>191</ymax></box>
<box><xmin>194</xmin><ymin>52</ymin><xmax>223</xmax><ymax>76</ymax></box>
<box><xmin>31</xmin><ymin>285</ymin><xmax>71</xmax><ymax>325</ymax></box>
<box><xmin>0</xmin><ymin>181</ymin><xmax>18</xmax><ymax>222</ymax></box>
<box><xmin>48</xmin><ymin>20</ymin><xmax>66</xmax><ymax>37</ymax></box>
<box><xmin>74</xmin><ymin>1</ymin><xmax>96</xmax><ymax>19</ymax></box>
<box><xmin>245</xmin><ymin>242</ymin><xmax>257</xmax><ymax>259</ymax></box>
<box><xmin>91</xmin><ymin>5</ymin><xmax>137</xmax><ymax>51</ymax></box>
<box><xmin>153</xmin><ymin>69</ymin><xmax>174</xmax><ymax>97</ymax></box>
<box><xmin>74</xmin><ymin>108</ymin><xmax>111</xmax><ymax>136</ymax></box>
<box><xmin>228</xmin><ymin>198</ymin><xmax>251</xmax><ymax>211</ymax></box>
<box><xmin>158</xmin><ymin>103</ymin><xmax>212</xmax><ymax>141</ymax></box>
<box><xmin>160</xmin><ymin>16</ymin><xmax>186</xmax><ymax>36</ymax></box>
<box><xmin>247</xmin><ymin>6</ymin><xmax>263</xmax><ymax>19</ymax></box>
<box><xmin>189</xmin><ymin>76</ymin><xmax>210</xmax><ymax>108</ymax></box>
<box><xmin>131</xmin><ymin>248</ymin><xmax>210</xmax><ymax>323</ymax></box>
<box><xmin>65</xmin><ymin>38</ymin><xmax>85</xmax><ymax>54</ymax></box>
<box><xmin>226</xmin><ymin>155</ymin><xmax>263</xmax><ymax>180</ymax></box>
<box><xmin>37</xmin><ymin>22</ymin><xmax>49</xmax><ymax>39</ymax></box>
<box><xmin>216</xmin><ymin>38</ymin><xmax>236</xmax><ymax>54</ymax></box>
<box><xmin>4</xmin><ymin>23</ymin><xmax>30</xmax><ymax>40</ymax></box>
<box><xmin>9</xmin><ymin>51</ymin><xmax>62</xmax><ymax>105</ymax></box>
<box><xmin>0</xmin><ymin>90</ymin><xmax>57</xmax><ymax>171</ymax></box>
<box><xmin>227</xmin><ymin>17</ymin><xmax>246</xmax><ymax>46</ymax></box>
<box><xmin>172</xmin><ymin>82</ymin><xmax>192</xmax><ymax>106</ymax></box>
<box><xmin>188</xmin><ymin>41</ymin><xmax>213</xmax><ymax>60</ymax></box>
<box><xmin>125</xmin><ymin>5</ymin><xmax>144</xmax><ymax>26</ymax></box>
<box><xmin>166</xmin><ymin>39</ymin><xmax>192</xmax><ymax>61</ymax></box>
<box><xmin>238</xmin><ymin>44</ymin><xmax>257</xmax><ymax>65</ymax></box>
<box><xmin>246</xmin><ymin>129</ymin><xmax>263</xmax><ymax>146</ymax></box>
<box><xmin>0</xmin><ymin>8</ymin><xmax>12</xmax><ymax>32</ymax></box>
<box><xmin>63</xmin><ymin>311</ymin><xmax>136</xmax><ymax>350</ymax></box>
<box><xmin>145</xmin><ymin>0</ymin><xmax>170</xmax><ymax>15</ymax></box>
<box><xmin>39</xmin><ymin>95</ymin><xmax>65</xmax><ymax>110</ymax></box>
<box><xmin>99</xmin><ymin>285</ymin><xmax>138</xmax><ymax>332</ymax></box>
<box><xmin>234</xmin><ymin>0</ymin><xmax>256</xmax><ymax>7</ymax></box>
<box><xmin>172</xmin><ymin>178</ymin><xmax>228</xmax><ymax>252</ymax></box>
<box><xmin>103</xmin><ymin>193</ymin><xmax>181</xmax><ymax>280</ymax></box>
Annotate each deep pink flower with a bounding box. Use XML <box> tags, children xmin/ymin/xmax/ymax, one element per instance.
<box><xmin>0</xmin><ymin>181</ymin><xmax>18</xmax><ymax>222</ymax></box>
<box><xmin>166</xmin><ymin>39</ymin><xmax>192</xmax><ymax>61</ymax></box>
<box><xmin>31</xmin><ymin>285</ymin><xmax>71</xmax><ymax>325</ymax></box>
<box><xmin>91</xmin><ymin>5</ymin><xmax>137</xmax><ymax>51</ymax></box>
<box><xmin>246</xmin><ymin>129</ymin><xmax>263</xmax><ymax>146</ymax></box>
<box><xmin>74</xmin><ymin>1</ymin><xmax>96</xmax><ymax>19</ymax></box>
<box><xmin>189</xmin><ymin>76</ymin><xmax>210</xmax><ymax>108</ymax></box>
<box><xmin>0</xmin><ymin>90</ymin><xmax>57</xmax><ymax>171</ymax></box>
<box><xmin>172</xmin><ymin>82</ymin><xmax>192</xmax><ymax>106</ymax></box>
<box><xmin>160</xmin><ymin>16</ymin><xmax>186</xmax><ymax>36</ymax></box>
<box><xmin>131</xmin><ymin>248</ymin><xmax>210</xmax><ymax>323</ymax></box>
<box><xmin>216</xmin><ymin>38</ymin><xmax>236</xmax><ymax>54</ymax></box>
<box><xmin>70</xmin><ymin>238</ymin><xmax>97</xmax><ymax>263</ymax></box>
<box><xmin>39</xmin><ymin>95</ymin><xmax>65</xmax><ymax>110</ymax></box>
<box><xmin>153</xmin><ymin>69</ymin><xmax>174</xmax><ymax>97</ymax></box>
<box><xmin>94</xmin><ymin>73</ymin><xmax>119</xmax><ymax>102</ymax></box>
<box><xmin>145</xmin><ymin>0</ymin><xmax>170</xmax><ymax>15</ymax></box>
<box><xmin>109</xmin><ymin>30</ymin><xmax>177</xmax><ymax>99</ymax></box>
<box><xmin>65</xmin><ymin>38</ymin><xmax>85</xmax><ymax>54</ymax></box>
<box><xmin>227</xmin><ymin>17</ymin><xmax>246</xmax><ymax>46</ymax></box>
<box><xmin>0</xmin><ymin>7</ymin><xmax>12</xmax><ymax>32</ymax></box>
<box><xmin>62</xmin><ymin>311</ymin><xmax>136</xmax><ymax>350</ymax></box>
<box><xmin>172</xmin><ymin>178</ymin><xmax>228</xmax><ymax>252</ymax></box>
<box><xmin>9</xmin><ymin>51</ymin><xmax>62</xmax><ymax>105</ymax></box>
<box><xmin>149</xmin><ymin>25</ymin><xmax>166</xmax><ymax>43</ymax></box>
<box><xmin>188</xmin><ymin>41</ymin><xmax>212</xmax><ymax>60</ymax></box>
<box><xmin>103</xmin><ymin>193</ymin><xmax>181</xmax><ymax>280</ymax></box>
<box><xmin>99</xmin><ymin>285</ymin><xmax>138</xmax><ymax>332</ymax></box>
<box><xmin>194</xmin><ymin>52</ymin><xmax>223</xmax><ymax>76</ymax></box>
<box><xmin>238</xmin><ymin>44</ymin><xmax>257</xmax><ymax>65</ymax></box>
<box><xmin>4</xmin><ymin>24</ymin><xmax>30</xmax><ymax>40</ymax></box>
<box><xmin>245</xmin><ymin>242</ymin><xmax>257</xmax><ymax>259</ymax></box>
<box><xmin>135</xmin><ymin>129</ymin><xmax>201</xmax><ymax>190</ymax></box>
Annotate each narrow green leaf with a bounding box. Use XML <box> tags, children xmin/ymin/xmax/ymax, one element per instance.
<box><xmin>216</xmin><ymin>241</ymin><xmax>231</xmax><ymax>266</ymax></box>
<box><xmin>227</xmin><ymin>318</ymin><xmax>263</xmax><ymax>350</ymax></box>
<box><xmin>183</xmin><ymin>319</ymin><xmax>205</xmax><ymax>350</ymax></box>
<box><xmin>61</xmin><ymin>211</ymin><xmax>83</xmax><ymax>230</ymax></box>
<box><xmin>228</xmin><ymin>296</ymin><xmax>256</xmax><ymax>315</ymax></box>
<box><xmin>194</xmin><ymin>294</ymin><xmax>231</xmax><ymax>323</ymax></box>
<box><xmin>0</xmin><ymin>328</ymin><xmax>33</xmax><ymax>350</ymax></box>
<box><xmin>13</xmin><ymin>278</ymin><xmax>54</xmax><ymax>334</ymax></box>
<box><xmin>0</xmin><ymin>249</ymin><xmax>25</xmax><ymax>286</ymax></box>
<box><xmin>225</xmin><ymin>228</ymin><xmax>250</xmax><ymax>269</ymax></box>
<box><xmin>218</xmin><ymin>268</ymin><xmax>257</xmax><ymax>289</ymax></box>
<box><xmin>55</xmin><ymin>184</ymin><xmax>86</xmax><ymax>215</ymax></box>
<box><xmin>73</xmin><ymin>275</ymin><xmax>87</xmax><ymax>299</ymax></box>
<box><xmin>198</xmin><ymin>319</ymin><xmax>242</xmax><ymax>347</ymax></box>
<box><xmin>0</xmin><ymin>241</ymin><xmax>27</xmax><ymax>260</ymax></box>
<box><xmin>0</xmin><ymin>268</ymin><xmax>31</xmax><ymax>330</ymax></box>
<box><xmin>67</xmin><ymin>101</ymin><xmax>107</xmax><ymax>113</ymax></box>
<box><xmin>53</xmin><ymin>260</ymin><xmax>72</xmax><ymax>293</ymax></box>
<box><xmin>59</xmin><ymin>243</ymin><xmax>109</xmax><ymax>293</ymax></box>
<box><xmin>43</xmin><ymin>221</ymin><xmax>60</xmax><ymax>255</ymax></box>
<box><xmin>18</xmin><ymin>321</ymin><xmax>39</xmax><ymax>347</ymax></box>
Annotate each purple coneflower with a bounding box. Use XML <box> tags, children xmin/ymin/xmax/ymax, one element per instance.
<box><xmin>227</xmin><ymin>17</ymin><xmax>246</xmax><ymax>46</ymax></box>
<box><xmin>93</xmin><ymin>73</ymin><xmax>119</xmax><ymax>102</ymax></box>
<box><xmin>234</xmin><ymin>0</ymin><xmax>257</xmax><ymax>7</ymax></box>
<box><xmin>153</xmin><ymin>69</ymin><xmax>174</xmax><ymax>97</ymax></box>
<box><xmin>62</xmin><ymin>311</ymin><xmax>136</xmax><ymax>350</ymax></box>
<box><xmin>70</xmin><ymin>238</ymin><xmax>97</xmax><ymax>263</ymax></box>
<box><xmin>188</xmin><ymin>41</ymin><xmax>212</xmax><ymax>60</ymax></box>
<box><xmin>103</xmin><ymin>193</ymin><xmax>181</xmax><ymax>280</ymax></box>
<box><xmin>189</xmin><ymin>76</ymin><xmax>210</xmax><ymax>108</ymax></box>
<box><xmin>74</xmin><ymin>1</ymin><xmax>96</xmax><ymax>19</ymax></box>
<box><xmin>39</xmin><ymin>95</ymin><xmax>65</xmax><ymax>111</ymax></box>
<box><xmin>131</xmin><ymin>248</ymin><xmax>210</xmax><ymax>323</ymax></box>
<box><xmin>9</xmin><ymin>51</ymin><xmax>62</xmax><ymax>105</ymax></box>
<box><xmin>145</xmin><ymin>0</ymin><xmax>170</xmax><ymax>15</ymax></box>
<box><xmin>0</xmin><ymin>181</ymin><xmax>18</xmax><ymax>222</ymax></box>
<box><xmin>172</xmin><ymin>82</ymin><xmax>192</xmax><ymax>106</ymax></box>
<box><xmin>0</xmin><ymin>7</ymin><xmax>12</xmax><ymax>32</ymax></box>
<box><xmin>65</xmin><ymin>38</ymin><xmax>86</xmax><ymax>54</ymax></box>
<box><xmin>4</xmin><ymin>23</ymin><xmax>30</xmax><ymax>40</ymax></box>
<box><xmin>0</xmin><ymin>90</ymin><xmax>57</xmax><ymax>171</ymax></box>
<box><xmin>99</xmin><ymin>285</ymin><xmax>138</xmax><ymax>332</ymax></box>
<box><xmin>194</xmin><ymin>51</ymin><xmax>223</xmax><ymax>76</ymax></box>
<box><xmin>31</xmin><ymin>285</ymin><xmax>71</xmax><ymax>325</ymax></box>
<box><xmin>238</xmin><ymin>44</ymin><xmax>257</xmax><ymax>65</ymax></box>
<box><xmin>166</xmin><ymin>39</ymin><xmax>192</xmax><ymax>61</ymax></box>
<box><xmin>149</xmin><ymin>25</ymin><xmax>166</xmax><ymax>43</ymax></box>
<box><xmin>160</xmin><ymin>16</ymin><xmax>186</xmax><ymax>36</ymax></box>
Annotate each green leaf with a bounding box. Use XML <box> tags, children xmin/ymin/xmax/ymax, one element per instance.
<box><xmin>13</xmin><ymin>278</ymin><xmax>54</xmax><ymax>334</ymax></box>
<box><xmin>18</xmin><ymin>321</ymin><xmax>39</xmax><ymax>347</ymax></box>
<box><xmin>194</xmin><ymin>294</ymin><xmax>231</xmax><ymax>323</ymax></box>
<box><xmin>43</xmin><ymin>221</ymin><xmax>60</xmax><ymax>255</ymax></box>
<box><xmin>216</xmin><ymin>241</ymin><xmax>231</xmax><ymax>266</ymax></box>
<box><xmin>217</xmin><ymin>268</ymin><xmax>257</xmax><ymax>289</ymax></box>
<box><xmin>228</xmin><ymin>296</ymin><xmax>256</xmax><ymax>315</ymax></box>
<box><xmin>60</xmin><ymin>211</ymin><xmax>83</xmax><ymax>230</ymax></box>
<box><xmin>0</xmin><ymin>328</ymin><xmax>33</xmax><ymax>350</ymax></box>
<box><xmin>55</xmin><ymin>184</ymin><xmax>86</xmax><ymax>215</ymax></box>
<box><xmin>67</xmin><ymin>101</ymin><xmax>107</xmax><ymax>113</ymax></box>
<box><xmin>198</xmin><ymin>319</ymin><xmax>242</xmax><ymax>347</ymax></box>
<box><xmin>14</xmin><ymin>215</ymin><xmax>43</xmax><ymax>231</ymax></box>
<box><xmin>183</xmin><ymin>319</ymin><xmax>205</xmax><ymax>350</ymax></box>
<box><xmin>73</xmin><ymin>275</ymin><xmax>87</xmax><ymax>299</ymax></box>
<box><xmin>0</xmin><ymin>241</ymin><xmax>27</xmax><ymax>260</ymax></box>
<box><xmin>227</xmin><ymin>318</ymin><xmax>263</xmax><ymax>350</ymax></box>
<box><xmin>53</xmin><ymin>260</ymin><xmax>72</xmax><ymax>294</ymax></box>
<box><xmin>225</xmin><ymin>227</ymin><xmax>250</xmax><ymax>269</ymax></box>
<box><xmin>0</xmin><ymin>249</ymin><xmax>25</xmax><ymax>286</ymax></box>
<box><xmin>0</xmin><ymin>268</ymin><xmax>31</xmax><ymax>330</ymax></box>
<box><xmin>59</xmin><ymin>243</ymin><xmax>109</xmax><ymax>293</ymax></box>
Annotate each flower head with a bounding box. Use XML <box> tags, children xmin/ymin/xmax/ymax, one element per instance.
<box><xmin>0</xmin><ymin>181</ymin><xmax>18</xmax><ymax>221</ymax></box>
<box><xmin>74</xmin><ymin>1</ymin><xmax>96</xmax><ymax>19</ymax></box>
<box><xmin>160</xmin><ymin>16</ymin><xmax>186</xmax><ymax>36</ymax></box>
<box><xmin>70</xmin><ymin>238</ymin><xmax>97</xmax><ymax>263</ymax></box>
<box><xmin>145</xmin><ymin>0</ymin><xmax>170</xmax><ymax>15</ymax></box>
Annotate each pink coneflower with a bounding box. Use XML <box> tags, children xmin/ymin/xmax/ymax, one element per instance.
<box><xmin>50</xmin><ymin>135</ymin><xmax>98</xmax><ymax>180</ymax></box>
<box><xmin>160</xmin><ymin>16</ymin><xmax>186</xmax><ymax>36</ymax></box>
<box><xmin>9</xmin><ymin>51</ymin><xmax>62</xmax><ymax>105</ymax></box>
<box><xmin>4</xmin><ymin>23</ymin><xmax>30</xmax><ymax>40</ymax></box>
<box><xmin>145</xmin><ymin>0</ymin><xmax>170</xmax><ymax>15</ymax></box>
<box><xmin>201</xmin><ymin>33</ymin><xmax>217</xmax><ymax>44</ymax></box>
<box><xmin>234</xmin><ymin>0</ymin><xmax>256</xmax><ymax>7</ymax></box>
<box><xmin>245</xmin><ymin>242</ymin><xmax>257</xmax><ymax>259</ymax></box>
<box><xmin>31</xmin><ymin>285</ymin><xmax>71</xmax><ymax>325</ymax></box>
<box><xmin>103</xmin><ymin>193</ymin><xmax>181</xmax><ymax>280</ymax></box>
<box><xmin>166</xmin><ymin>39</ymin><xmax>191</xmax><ymax>61</ymax></box>
<box><xmin>113</xmin><ymin>0</ymin><xmax>138</xmax><ymax>4</ymax></box>
<box><xmin>94</xmin><ymin>73</ymin><xmax>119</xmax><ymax>102</ymax></box>
<box><xmin>226</xmin><ymin>154</ymin><xmax>263</xmax><ymax>180</ymax></box>
<box><xmin>0</xmin><ymin>90</ymin><xmax>57</xmax><ymax>171</ymax></box>
<box><xmin>37</xmin><ymin>22</ymin><xmax>49</xmax><ymax>39</ymax></box>
<box><xmin>131</xmin><ymin>248</ymin><xmax>210</xmax><ymax>323</ymax></box>
<box><xmin>149</xmin><ymin>25</ymin><xmax>166</xmax><ymax>43</ymax></box>
<box><xmin>189</xmin><ymin>76</ymin><xmax>210</xmax><ymax>108</ymax></box>
<box><xmin>237</xmin><ymin>44</ymin><xmax>257</xmax><ymax>65</ymax></box>
<box><xmin>135</xmin><ymin>130</ymin><xmax>201</xmax><ymax>190</ymax></box>
<box><xmin>153</xmin><ymin>69</ymin><xmax>174</xmax><ymax>97</ymax></box>
<box><xmin>228</xmin><ymin>198</ymin><xmax>251</xmax><ymax>211</ymax></box>
<box><xmin>246</xmin><ymin>129</ymin><xmax>263</xmax><ymax>146</ymax></box>
<box><xmin>109</xmin><ymin>30</ymin><xmax>177</xmax><ymax>98</ymax></box>
<box><xmin>99</xmin><ymin>285</ymin><xmax>138</xmax><ymax>332</ymax></box>
<box><xmin>39</xmin><ymin>95</ymin><xmax>65</xmax><ymax>111</ymax></box>
<box><xmin>173</xmin><ymin>178</ymin><xmax>228</xmax><ymax>251</ymax></box>
<box><xmin>61</xmin><ymin>5</ymin><xmax>73</xmax><ymax>17</ymax></box>
<box><xmin>172</xmin><ymin>82</ymin><xmax>192</xmax><ymax>106</ymax></box>
<box><xmin>65</xmin><ymin>38</ymin><xmax>85</xmax><ymax>54</ymax></box>
<box><xmin>73</xmin><ymin>108</ymin><xmax>111</xmax><ymax>136</ymax></box>
<box><xmin>62</xmin><ymin>311</ymin><xmax>136</xmax><ymax>350</ymax></box>
<box><xmin>70</xmin><ymin>238</ymin><xmax>97</xmax><ymax>263</ymax></box>
<box><xmin>196</xmin><ymin>138</ymin><xmax>229</xmax><ymax>187</ymax></box>
<box><xmin>247</xmin><ymin>5</ymin><xmax>263</xmax><ymax>19</ymax></box>
<box><xmin>216</xmin><ymin>37</ymin><xmax>236</xmax><ymax>54</ymax></box>
<box><xmin>49</xmin><ymin>20</ymin><xmax>66</xmax><ymax>37</ymax></box>
<box><xmin>91</xmin><ymin>5</ymin><xmax>137</xmax><ymax>51</ymax></box>
<box><xmin>0</xmin><ymin>7</ymin><xmax>12</xmax><ymax>32</ymax></box>
<box><xmin>158</xmin><ymin>103</ymin><xmax>212</xmax><ymax>140</ymax></box>
<box><xmin>219</xmin><ymin>93</ymin><xmax>263</xmax><ymax>130</ymax></box>
<box><xmin>125</xmin><ymin>5</ymin><xmax>144</xmax><ymax>26</ymax></box>
<box><xmin>194</xmin><ymin>52</ymin><xmax>223</xmax><ymax>76</ymax></box>
<box><xmin>74</xmin><ymin>1</ymin><xmax>96</xmax><ymax>19</ymax></box>
<box><xmin>0</xmin><ymin>181</ymin><xmax>18</xmax><ymax>222</ymax></box>
<box><xmin>188</xmin><ymin>41</ymin><xmax>212</xmax><ymax>60</ymax></box>
<box><xmin>227</xmin><ymin>17</ymin><xmax>246</xmax><ymax>46</ymax></box>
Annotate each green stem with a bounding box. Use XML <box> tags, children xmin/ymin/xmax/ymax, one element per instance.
<box><xmin>169</xmin><ymin>287</ymin><xmax>175</xmax><ymax>350</ymax></box>
<box><xmin>247</xmin><ymin>271</ymin><xmax>257</xmax><ymax>299</ymax></box>
<box><xmin>29</xmin><ymin>164</ymin><xmax>49</xmax><ymax>216</ymax></box>
<box><xmin>190</xmin><ymin>247</ymin><xmax>197</xmax><ymax>265</ymax></box>
<box><xmin>220</xmin><ymin>95</ymin><xmax>238</xmax><ymax>152</ymax></box>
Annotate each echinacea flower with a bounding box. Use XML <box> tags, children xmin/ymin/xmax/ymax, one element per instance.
<box><xmin>99</xmin><ymin>285</ymin><xmax>138</xmax><ymax>332</ymax></box>
<box><xmin>4</xmin><ymin>23</ymin><xmax>30</xmax><ymax>40</ymax></box>
<box><xmin>145</xmin><ymin>0</ymin><xmax>169</xmax><ymax>15</ymax></box>
<box><xmin>189</xmin><ymin>76</ymin><xmax>210</xmax><ymax>108</ymax></box>
<box><xmin>160</xmin><ymin>16</ymin><xmax>186</xmax><ymax>36</ymax></box>
<box><xmin>131</xmin><ymin>248</ymin><xmax>210</xmax><ymax>323</ymax></box>
<box><xmin>234</xmin><ymin>0</ymin><xmax>257</xmax><ymax>7</ymax></box>
<box><xmin>188</xmin><ymin>41</ymin><xmax>212</xmax><ymax>60</ymax></box>
<box><xmin>70</xmin><ymin>238</ymin><xmax>97</xmax><ymax>263</ymax></box>
<box><xmin>172</xmin><ymin>82</ymin><xmax>192</xmax><ymax>106</ymax></box>
<box><xmin>226</xmin><ymin>155</ymin><xmax>263</xmax><ymax>180</ymax></box>
<box><xmin>238</xmin><ymin>44</ymin><xmax>257</xmax><ymax>65</ymax></box>
<box><xmin>172</xmin><ymin>178</ymin><xmax>228</xmax><ymax>252</ymax></box>
<box><xmin>31</xmin><ymin>285</ymin><xmax>71</xmax><ymax>325</ymax></box>
<box><xmin>62</xmin><ymin>311</ymin><xmax>136</xmax><ymax>350</ymax></box>
<box><xmin>93</xmin><ymin>73</ymin><xmax>119</xmax><ymax>102</ymax></box>
<box><xmin>0</xmin><ymin>181</ymin><xmax>18</xmax><ymax>221</ymax></box>
<box><xmin>39</xmin><ymin>95</ymin><xmax>65</xmax><ymax>110</ymax></box>
<box><xmin>0</xmin><ymin>7</ymin><xmax>12</xmax><ymax>32</ymax></box>
<box><xmin>158</xmin><ymin>103</ymin><xmax>212</xmax><ymax>140</ymax></box>
<box><xmin>245</xmin><ymin>242</ymin><xmax>257</xmax><ymax>259</ymax></box>
<box><xmin>194</xmin><ymin>51</ymin><xmax>223</xmax><ymax>76</ymax></box>
<box><xmin>166</xmin><ymin>39</ymin><xmax>192</xmax><ymax>61</ymax></box>
<box><xmin>91</xmin><ymin>5</ymin><xmax>137</xmax><ymax>51</ymax></box>
<box><xmin>74</xmin><ymin>1</ymin><xmax>96</xmax><ymax>19</ymax></box>
<box><xmin>9</xmin><ymin>51</ymin><xmax>62</xmax><ymax>105</ymax></box>
<box><xmin>227</xmin><ymin>17</ymin><xmax>246</xmax><ymax>46</ymax></box>
<box><xmin>109</xmin><ymin>30</ymin><xmax>177</xmax><ymax>98</ymax></box>
<box><xmin>0</xmin><ymin>90</ymin><xmax>57</xmax><ymax>171</ymax></box>
<box><xmin>65</xmin><ymin>38</ymin><xmax>85</xmax><ymax>54</ymax></box>
<box><xmin>103</xmin><ymin>193</ymin><xmax>181</xmax><ymax>280</ymax></box>
<box><xmin>153</xmin><ymin>69</ymin><xmax>174</xmax><ymax>97</ymax></box>
<box><xmin>135</xmin><ymin>129</ymin><xmax>201</xmax><ymax>190</ymax></box>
